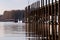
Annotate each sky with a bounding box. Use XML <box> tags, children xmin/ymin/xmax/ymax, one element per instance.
<box><xmin>0</xmin><ymin>0</ymin><xmax>37</xmax><ymax>15</ymax></box>
<box><xmin>0</xmin><ymin>0</ymin><xmax>58</xmax><ymax>15</ymax></box>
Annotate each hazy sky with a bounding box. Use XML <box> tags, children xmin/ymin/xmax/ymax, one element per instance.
<box><xmin>0</xmin><ymin>0</ymin><xmax>58</xmax><ymax>15</ymax></box>
<box><xmin>0</xmin><ymin>0</ymin><xmax>37</xmax><ymax>15</ymax></box>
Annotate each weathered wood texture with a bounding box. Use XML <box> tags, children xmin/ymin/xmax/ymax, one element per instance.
<box><xmin>25</xmin><ymin>0</ymin><xmax>60</xmax><ymax>40</ymax></box>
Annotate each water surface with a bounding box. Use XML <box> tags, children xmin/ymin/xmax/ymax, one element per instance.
<box><xmin>0</xmin><ymin>21</ymin><xmax>27</xmax><ymax>40</ymax></box>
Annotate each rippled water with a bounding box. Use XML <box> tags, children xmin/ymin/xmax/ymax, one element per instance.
<box><xmin>0</xmin><ymin>21</ymin><xmax>27</xmax><ymax>40</ymax></box>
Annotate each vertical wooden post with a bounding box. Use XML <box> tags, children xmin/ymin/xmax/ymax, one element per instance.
<box><xmin>51</xmin><ymin>0</ymin><xmax>55</xmax><ymax>40</ymax></box>
<box><xmin>58</xmin><ymin>0</ymin><xmax>60</xmax><ymax>40</ymax></box>
<box><xmin>28</xmin><ymin>5</ymin><xmax>30</xmax><ymax>40</ymax></box>
<box><xmin>45</xmin><ymin>0</ymin><xmax>48</xmax><ymax>40</ymax></box>
<box><xmin>42</xmin><ymin>0</ymin><xmax>45</xmax><ymax>40</ymax></box>
<box><xmin>54</xmin><ymin>0</ymin><xmax>57</xmax><ymax>40</ymax></box>
<box><xmin>25</xmin><ymin>7</ymin><xmax>27</xmax><ymax>37</ymax></box>
<box><xmin>48</xmin><ymin>0</ymin><xmax>51</xmax><ymax>40</ymax></box>
<box><xmin>41</xmin><ymin>0</ymin><xmax>43</xmax><ymax>40</ymax></box>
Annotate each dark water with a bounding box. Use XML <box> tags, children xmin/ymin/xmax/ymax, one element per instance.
<box><xmin>0</xmin><ymin>21</ymin><xmax>28</xmax><ymax>40</ymax></box>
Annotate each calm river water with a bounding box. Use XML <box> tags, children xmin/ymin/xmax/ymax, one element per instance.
<box><xmin>0</xmin><ymin>21</ymin><xmax>28</xmax><ymax>40</ymax></box>
<box><xmin>0</xmin><ymin>21</ymin><xmax>56</xmax><ymax>40</ymax></box>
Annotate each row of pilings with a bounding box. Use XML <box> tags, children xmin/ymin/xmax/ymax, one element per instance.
<box><xmin>24</xmin><ymin>0</ymin><xmax>60</xmax><ymax>40</ymax></box>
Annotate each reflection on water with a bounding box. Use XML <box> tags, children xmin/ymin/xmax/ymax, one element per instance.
<box><xmin>0</xmin><ymin>21</ymin><xmax>27</xmax><ymax>40</ymax></box>
<box><xmin>0</xmin><ymin>22</ymin><xmax>4</xmax><ymax>37</ymax></box>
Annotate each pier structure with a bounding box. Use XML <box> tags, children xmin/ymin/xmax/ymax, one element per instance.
<box><xmin>25</xmin><ymin>0</ymin><xmax>60</xmax><ymax>40</ymax></box>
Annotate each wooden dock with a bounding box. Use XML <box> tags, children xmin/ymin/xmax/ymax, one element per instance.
<box><xmin>25</xmin><ymin>0</ymin><xmax>60</xmax><ymax>40</ymax></box>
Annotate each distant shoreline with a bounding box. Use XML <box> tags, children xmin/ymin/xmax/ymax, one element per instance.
<box><xmin>0</xmin><ymin>20</ymin><xmax>14</xmax><ymax>22</ymax></box>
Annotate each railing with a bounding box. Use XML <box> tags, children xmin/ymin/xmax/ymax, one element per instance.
<box><xmin>25</xmin><ymin>0</ymin><xmax>60</xmax><ymax>40</ymax></box>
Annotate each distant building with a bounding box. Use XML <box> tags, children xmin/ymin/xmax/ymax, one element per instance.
<box><xmin>0</xmin><ymin>15</ymin><xmax>3</xmax><ymax>21</ymax></box>
<box><xmin>3</xmin><ymin>10</ymin><xmax>25</xmax><ymax>21</ymax></box>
